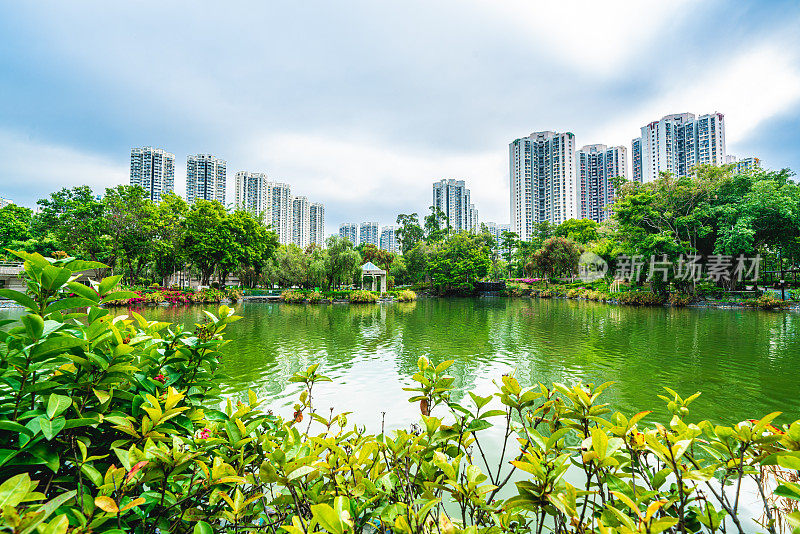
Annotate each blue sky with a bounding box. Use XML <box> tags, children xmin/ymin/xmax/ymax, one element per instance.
<box><xmin>1</xmin><ymin>0</ymin><xmax>799</xmax><ymax>234</ymax></box>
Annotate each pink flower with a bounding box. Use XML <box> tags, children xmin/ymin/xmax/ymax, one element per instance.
<box><xmin>155</xmin><ymin>374</ymin><xmax>166</xmax><ymax>383</ymax></box>
<box><xmin>199</xmin><ymin>428</ymin><xmax>211</xmax><ymax>439</ymax></box>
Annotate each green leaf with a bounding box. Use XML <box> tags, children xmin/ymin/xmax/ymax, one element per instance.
<box><xmin>63</xmin><ymin>259</ymin><xmax>108</xmax><ymax>272</ymax></box>
<box><xmin>21</xmin><ymin>314</ymin><xmax>44</xmax><ymax>339</ymax></box>
<box><xmin>38</xmin><ymin>416</ymin><xmax>66</xmax><ymax>441</ymax></box>
<box><xmin>0</xmin><ymin>421</ymin><xmax>34</xmax><ymax>437</ymax></box>
<box><xmin>0</xmin><ymin>289</ymin><xmax>38</xmax><ymax>311</ymax></box>
<box><xmin>99</xmin><ymin>275</ymin><xmax>123</xmax><ymax>296</ymax></box>
<box><xmin>0</xmin><ymin>473</ymin><xmax>33</xmax><ymax>507</ymax></box>
<box><xmin>41</xmin><ymin>265</ymin><xmax>72</xmax><ymax>292</ymax></box>
<box><xmin>194</xmin><ymin>521</ymin><xmax>213</xmax><ymax>534</ymax></box>
<box><xmin>45</xmin><ymin>297</ymin><xmax>97</xmax><ymax>314</ymax></box>
<box><xmin>46</xmin><ymin>394</ymin><xmax>72</xmax><ymax>419</ymax></box>
<box><xmin>67</xmin><ymin>282</ymin><xmax>100</xmax><ymax>302</ymax></box>
<box><xmin>30</xmin><ymin>336</ymin><xmax>85</xmax><ymax>359</ymax></box>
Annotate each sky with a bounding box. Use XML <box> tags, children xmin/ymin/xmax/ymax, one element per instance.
<box><xmin>1</xmin><ymin>0</ymin><xmax>800</xmax><ymax>236</ymax></box>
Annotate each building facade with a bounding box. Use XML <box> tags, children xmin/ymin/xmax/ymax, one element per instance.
<box><xmin>339</xmin><ymin>223</ymin><xmax>358</xmax><ymax>245</ymax></box>
<box><xmin>130</xmin><ymin>146</ymin><xmax>175</xmax><ymax>202</ymax></box>
<box><xmin>379</xmin><ymin>225</ymin><xmax>399</xmax><ymax>253</ymax></box>
<box><xmin>291</xmin><ymin>196</ymin><xmax>310</xmax><ymax>248</ymax></box>
<box><xmin>469</xmin><ymin>204</ymin><xmax>479</xmax><ymax>232</ymax></box>
<box><xmin>266</xmin><ymin>182</ymin><xmax>292</xmax><ymax>245</ymax></box>
<box><xmin>509</xmin><ymin>131</ymin><xmax>578</xmax><ymax>240</ymax></box>
<box><xmin>309</xmin><ymin>203</ymin><xmax>325</xmax><ymax>247</ymax></box>
<box><xmin>186</xmin><ymin>154</ymin><xmax>226</xmax><ymax>204</ymax></box>
<box><xmin>359</xmin><ymin>222</ymin><xmax>379</xmax><ymax>247</ymax></box>
<box><xmin>631</xmin><ymin>137</ymin><xmax>643</xmax><ymax>183</ymax></box>
<box><xmin>726</xmin><ymin>155</ymin><xmax>761</xmax><ymax>173</ymax></box>
<box><xmin>432</xmin><ymin>179</ymin><xmax>474</xmax><ymax>232</ymax></box>
<box><xmin>578</xmin><ymin>144</ymin><xmax>627</xmax><ymax>223</ymax></box>
<box><xmin>638</xmin><ymin>112</ymin><xmax>726</xmax><ymax>182</ymax></box>
<box><xmin>233</xmin><ymin>171</ymin><xmax>269</xmax><ymax>217</ymax></box>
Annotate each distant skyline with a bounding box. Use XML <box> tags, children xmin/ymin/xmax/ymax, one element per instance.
<box><xmin>2</xmin><ymin>1</ymin><xmax>800</xmax><ymax>235</ymax></box>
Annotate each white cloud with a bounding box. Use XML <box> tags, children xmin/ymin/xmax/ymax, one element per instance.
<box><xmin>585</xmin><ymin>41</ymin><xmax>800</xmax><ymax>149</ymax></box>
<box><xmin>0</xmin><ymin>131</ymin><xmax>127</xmax><ymax>206</ymax></box>
<box><xmin>472</xmin><ymin>0</ymin><xmax>698</xmax><ymax>74</ymax></box>
<box><xmin>245</xmin><ymin>132</ymin><xmax>508</xmax><ymax>228</ymax></box>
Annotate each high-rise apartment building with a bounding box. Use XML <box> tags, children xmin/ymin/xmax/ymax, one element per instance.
<box><xmin>234</xmin><ymin>171</ymin><xmax>269</xmax><ymax>216</ymax></box>
<box><xmin>469</xmin><ymin>204</ymin><xmax>479</xmax><ymax>232</ymax></box>
<box><xmin>130</xmin><ymin>147</ymin><xmax>175</xmax><ymax>202</ymax></box>
<box><xmin>266</xmin><ymin>182</ymin><xmax>292</xmax><ymax>245</ymax></box>
<box><xmin>631</xmin><ymin>137</ymin><xmax>643</xmax><ymax>183</ymax></box>
<box><xmin>726</xmin><ymin>155</ymin><xmax>761</xmax><ymax>173</ymax></box>
<box><xmin>380</xmin><ymin>226</ymin><xmax>399</xmax><ymax>253</ymax></box>
<box><xmin>359</xmin><ymin>222</ymin><xmax>379</xmax><ymax>247</ymax></box>
<box><xmin>638</xmin><ymin>112</ymin><xmax>726</xmax><ymax>182</ymax></box>
<box><xmin>291</xmin><ymin>196</ymin><xmax>310</xmax><ymax>248</ymax></box>
<box><xmin>309</xmin><ymin>203</ymin><xmax>325</xmax><ymax>247</ymax></box>
<box><xmin>432</xmin><ymin>179</ymin><xmax>474</xmax><ymax>232</ymax></box>
<box><xmin>578</xmin><ymin>144</ymin><xmax>627</xmax><ymax>223</ymax></box>
<box><xmin>339</xmin><ymin>223</ymin><xmax>358</xmax><ymax>245</ymax></box>
<box><xmin>509</xmin><ymin>131</ymin><xmax>578</xmax><ymax>240</ymax></box>
<box><xmin>187</xmin><ymin>154</ymin><xmax>226</xmax><ymax>204</ymax></box>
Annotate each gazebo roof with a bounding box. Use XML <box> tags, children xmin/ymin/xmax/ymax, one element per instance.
<box><xmin>361</xmin><ymin>262</ymin><xmax>385</xmax><ymax>274</ymax></box>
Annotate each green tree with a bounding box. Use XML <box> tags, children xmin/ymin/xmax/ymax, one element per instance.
<box><xmin>427</xmin><ymin>232</ymin><xmax>491</xmax><ymax>294</ymax></box>
<box><xmin>103</xmin><ymin>185</ymin><xmax>156</xmax><ymax>285</ymax></box>
<box><xmin>150</xmin><ymin>193</ymin><xmax>189</xmax><ymax>286</ymax></box>
<box><xmin>0</xmin><ymin>204</ymin><xmax>33</xmax><ymax>256</ymax></box>
<box><xmin>325</xmin><ymin>235</ymin><xmax>361</xmax><ymax>289</ymax></box>
<box><xmin>527</xmin><ymin>236</ymin><xmax>581</xmax><ymax>281</ymax></box>
<box><xmin>555</xmin><ymin>218</ymin><xmax>599</xmax><ymax>244</ymax></box>
<box><xmin>424</xmin><ymin>205</ymin><xmax>448</xmax><ymax>241</ymax></box>
<box><xmin>395</xmin><ymin>213</ymin><xmax>423</xmax><ymax>254</ymax></box>
<box><xmin>183</xmin><ymin>200</ymin><xmax>228</xmax><ymax>285</ymax></box>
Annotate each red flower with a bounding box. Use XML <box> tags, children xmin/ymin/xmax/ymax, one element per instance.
<box><xmin>199</xmin><ymin>428</ymin><xmax>211</xmax><ymax>439</ymax></box>
<box><xmin>155</xmin><ymin>374</ymin><xmax>166</xmax><ymax>383</ymax></box>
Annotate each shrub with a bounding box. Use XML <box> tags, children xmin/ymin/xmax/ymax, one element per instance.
<box><xmin>668</xmin><ymin>292</ymin><xmax>694</xmax><ymax>307</ymax></box>
<box><xmin>306</xmin><ymin>292</ymin><xmax>323</xmax><ymax>303</ymax></box>
<box><xmin>226</xmin><ymin>287</ymin><xmax>243</xmax><ymax>302</ymax></box>
<box><xmin>149</xmin><ymin>282</ymin><xmax>161</xmax><ymax>289</ymax></box>
<box><xmin>537</xmin><ymin>288</ymin><xmax>555</xmax><ymax>298</ymax></box>
<box><xmin>616</xmin><ymin>291</ymin><xmax>667</xmax><ymax>306</ymax></box>
<box><xmin>745</xmin><ymin>294</ymin><xmax>790</xmax><ymax>310</ymax></box>
<box><xmin>144</xmin><ymin>291</ymin><xmax>165</xmax><ymax>304</ymax></box>
<box><xmin>280</xmin><ymin>289</ymin><xmax>306</xmax><ymax>303</ymax></box>
<box><xmin>348</xmin><ymin>289</ymin><xmax>378</xmax><ymax>303</ymax></box>
<box><xmin>396</xmin><ymin>289</ymin><xmax>417</xmax><ymax>302</ymax></box>
<box><xmin>1</xmin><ymin>250</ymin><xmax>798</xmax><ymax>534</ymax></box>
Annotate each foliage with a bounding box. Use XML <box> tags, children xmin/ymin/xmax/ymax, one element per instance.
<box><xmin>396</xmin><ymin>213</ymin><xmax>424</xmax><ymax>255</ymax></box>
<box><xmin>325</xmin><ymin>235</ymin><xmax>362</xmax><ymax>289</ymax></box>
<box><xmin>668</xmin><ymin>293</ymin><xmax>694</xmax><ymax>307</ymax></box>
<box><xmin>281</xmin><ymin>289</ymin><xmax>307</xmax><ymax>303</ymax></box>
<box><xmin>527</xmin><ymin>237</ymin><xmax>581</xmax><ymax>280</ymax></box>
<box><xmin>555</xmin><ymin>218</ymin><xmax>599</xmax><ymax>244</ymax></box>
<box><xmin>306</xmin><ymin>292</ymin><xmax>323</xmax><ymax>303</ymax></box>
<box><xmin>426</xmin><ymin>232</ymin><xmax>491</xmax><ymax>295</ymax></box>
<box><xmin>347</xmin><ymin>290</ymin><xmax>378</xmax><ymax>303</ymax></box>
<box><xmin>3</xmin><ymin>253</ymin><xmax>800</xmax><ymax>534</ymax></box>
<box><xmin>745</xmin><ymin>294</ymin><xmax>790</xmax><ymax>310</ymax></box>
<box><xmin>616</xmin><ymin>291</ymin><xmax>667</xmax><ymax>306</ymax></box>
<box><xmin>395</xmin><ymin>289</ymin><xmax>417</xmax><ymax>302</ymax></box>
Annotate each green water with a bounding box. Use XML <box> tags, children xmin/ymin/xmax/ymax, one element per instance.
<box><xmin>3</xmin><ymin>298</ymin><xmax>798</xmax><ymax>427</ymax></box>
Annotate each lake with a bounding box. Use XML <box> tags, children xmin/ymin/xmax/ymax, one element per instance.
<box><xmin>8</xmin><ymin>296</ymin><xmax>792</xmax><ymax>429</ymax></box>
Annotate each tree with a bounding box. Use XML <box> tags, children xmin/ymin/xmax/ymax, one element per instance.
<box><xmin>223</xmin><ymin>210</ymin><xmax>278</xmax><ymax>287</ymax></box>
<box><xmin>325</xmin><ymin>235</ymin><xmax>361</xmax><ymax>289</ymax></box>
<box><xmin>527</xmin><ymin>237</ymin><xmax>581</xmax><ymax>281</ymax></box>
<box><xmin>183</xmin><ymin>200</ymin><xmax>228</xmax><ymax>285</ymax></box>
<box><xmin>424</xmin><ymin>206</ymin><xmax>448</xmax><ymax>241</ymax></box>
<box><xmin>35</xmin><ymin>186</ymin><xmax>111</xmax><ymax>266</ymax></box>
<box><xmin>500</xmin><ymin>230</ymin><xmax>519</xmax><ymax>277</ymax></box>
<box><xmin>103</xmin><ymin>185</ymin><xmax>157</xmax><ymax>284</ymax></box>
<box><xmin>555</xmin><ymin>218</ymin><xmax>599</xmax><ymax>244</ymax></box>
<box><xmin>427</xmin><ymin>232</ymin><xmax>491</xmax><ymax>295</ymax></box>
<box><xmin>150</xmin><ymin>193</ymin><xmax>189</xmax><ymax>286</ymax></box>
<box><xmin>0</xmin><ymin>204</ymin><xmax>33</xmax><ymax>255</ymax></box>
<box><xmin>396</xmin><ymin>213</ymin><xmax>423</xmax><ymax>255</ymax></box>
<box><xmin>360</xmin><ymin>243</ymin><xmax>393</xmax><ymax>272</ymax></box>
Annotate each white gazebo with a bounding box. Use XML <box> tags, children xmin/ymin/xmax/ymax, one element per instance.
<box><xmin>361</xmin><ymin>262</ymin><xmax>387</xmax><ymax>293</ymax></box>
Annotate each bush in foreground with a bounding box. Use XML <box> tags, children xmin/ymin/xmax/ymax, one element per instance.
<box><xmin>280</xmin><ymin>289</ymin><xmax>307</xmax><ymax>303</ymax></box>
<box><xmin>395</xmin><ymin>289</ymin><xmax>417</xmax><ymax>302</ymax></box>
<box><xmin>1</xmin><ymin>250</ymin><xmax>799</xmax><ymax>534</ymax></box>
<box><xmin>348</xmin><ymin>289</ymin><xmax>378</xmax><ymax>303</ymax></box>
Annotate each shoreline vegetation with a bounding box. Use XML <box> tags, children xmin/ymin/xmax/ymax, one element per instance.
<box><xmin>2</xmin><ymin>251</ymin><xmax>800</xmax><ymax>534</ymax></box>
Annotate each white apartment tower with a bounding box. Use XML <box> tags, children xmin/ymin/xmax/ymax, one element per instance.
<box><xmin>380</xmin><ymin>226</ymin><xmax>399</xmax><ymax>253</ymax></box>
<box><xmin>631</xmin><ymin>138</ymin><xmax>643</xmax><ymax>183</ymax></box>
<box><xmin>469</xmin><ymin>204</ymin><xmax>479</xmax><ymax>232</ymax></box>
<box><xmin>339</xmin><ymin>223</ymin><xmax>358</xmax><ymax>245</ymax></box>
<box><xmin>309</xmin><ymin>203</ymin><xmax>325</xmax><ymax>247</ymax></box>
<box><xmin>291</xmin><ymin>196</ymin><xmax>311</xmax><ymax>248</ymax></box>
<box><xmin>637</xmin><ymin>112</ymin><xmax>726</xmax><ymax>182</ymax></box>
<box><xmin>186</xmin><ymin>154</ymin><xmax>226</xmax><ymax>204</ymax></box>
<box><xmin>267</xmin><ymin>182</ymin><xmax>292</xmax><ymax>245</ymax></box>
<box><xmin>509</xmin><ymin>131</ymin><xmax>578</xmax><ymax>240</ymax></box>
<box><xmin>130</xmin><ymin>147</ymin><xmax>175</xmax><ymax>202</ymax></box>
<box><xmin>359</xmin><ymin>222</ymin><xmax>379</xmax><ymax>247</ymax></box>
<box><xmin>234</xmin><ymin>172</ymin><xmax>269</xmax><ymax>217</ymax></box>
<box><xmin>578</xmin><ymin>144</ymin><xmax>628</xmax><ymax>223</ymax></box>
<box><xmin>432</xmin><ymin>179</ymin><xmax>474</xmax><ymax>232</ymax></box>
